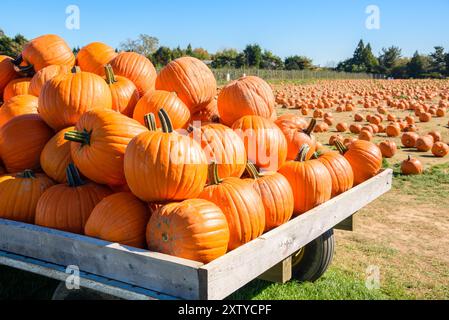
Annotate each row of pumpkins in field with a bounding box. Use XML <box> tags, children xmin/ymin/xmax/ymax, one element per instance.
<box><xmin>0</xmin><ymin>34</ymin><xmax>383</xmax><ymax>263</ymax></box>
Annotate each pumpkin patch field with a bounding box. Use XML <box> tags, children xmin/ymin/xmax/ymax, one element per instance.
<box><xmin>0</xmin><ymin>34</ymin><xmax>448</xmax><ymax>300</ymax></box>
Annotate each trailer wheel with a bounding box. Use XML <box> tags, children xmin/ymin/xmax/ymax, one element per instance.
<box><xmin>291</xmin><ymin>229</ymin><xmax>335</xmax><ymax>282</ymax></box>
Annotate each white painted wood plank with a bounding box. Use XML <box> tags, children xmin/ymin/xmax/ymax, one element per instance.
<box><xmin>201</xmin><ymin>169</ymin><xmax>393</xmax><ymax>300</ymax></box>
<box><xmin>0</xmin><ymin>221</ymin><xmax>203</xmax><ymax>300</ymax></box>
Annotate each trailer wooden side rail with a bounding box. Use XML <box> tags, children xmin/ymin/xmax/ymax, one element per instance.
<box><xmin>0</xmin><ymin>169</ymin><xmax>393</xmax><ymax>300</ymax></box>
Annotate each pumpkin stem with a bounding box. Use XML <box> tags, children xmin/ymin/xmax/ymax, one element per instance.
<box><xmin>294</xmin><ymin>144</ymin><xmax>311</xmax><ymax>162</ymax></box>
<box><xmin>144</xmin><ymin>113</ymin><xmax>157</xmax><ymax>131</ymax></box>
<box><xmin>64</xmin><ymin>129</ymin><xmax>91</xmax><ymax>146</ymax></box>
<box><xmin>11</xmin><ymin>54</ymin><xmax>35</xmax><ymax>76</ymax></box>
<box><xmin>245</xmin><ymin>162</ymin><xmax>262</xmax><ymax>179</ymax></box>
<box><xmin>104</xmin><ymin>64</ymin><xmax>117</xmax><ymax>84</ymax></box>
<box><xmin>71</xmin><ymin>66</ymin><xmax>81</xmax><ymax>73</ymax></box>
<box><xmin>66</xmin><ymin>163</ymin><xmax>85</xmax><ymax>187</ymax></box>
<box><xmin>334</xmin><ymin>140</ymin><xmax>347</xmax><ymax>155</ymax></box>
<box><xmin>17</xmin><ymin>170</ymin><xmax>36</xmax><ymax>179</ymax></box>
<box><xmin>304</xmin><ymin>118</ymin><xmax>317</xmax><ymax>135</ymax></box>
<box><xmin>158</xmin><ymin>109</ymin><xmax>174</xmax><ymax>133</ymax></box>
<box><xmin>207</xmin><ymin>162</ymin><xmax>222</xmax><ymax>185</ymax></box>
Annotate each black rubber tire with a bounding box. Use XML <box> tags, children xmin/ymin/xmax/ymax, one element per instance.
<box><xmin>291</xmin><ymin>229</ymin><xmax>335</xmax><ymax>282</ymax></box>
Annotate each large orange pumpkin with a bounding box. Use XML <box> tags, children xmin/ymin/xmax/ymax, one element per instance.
<box><xmin>110</xmin><ymin>52</ymin><xmax>157</xmax><ymax>96</ymax></box>
<box><xmin>0</xmin><ymin>94</ymin><xmax>38</xmax><ymax>127</ymax></box>
<box><xmin>232</xmin><ymin>115</ymin><xmax>287</xmax><ymax>172</ymax></box>
<box><xmin>0</xmin><ymin>114</ymin><xmax>54</xmax><ymax>172</ymax></box>
<box><xmin>85</xmin><ymin>192</ymin><xmax>151</xmax><ymax>249</ymax></box>
<box><xmin>14</xmin><ymin>34</ymin><xmax>75</xmax><ymax>73</ymax></box>
<box><xmin>38</xmin><ymin>67</ymin><xmax>113</xmax><ymax>130</ymax></box>
<box><xmin>335</xmin><ymin>140</ymin><xmax>382</xmax><ymax>185</ymax></box>
<box><xmin>133</xmin><ymin>90</ymin><xmax>190</xmax><ymax>129</ymax></box>
<box><xmin>146</xmin><ymin>199</ymin><xmax>230</xmax><ymax>263</ymax></box>
<box><xmin>35</xmin><ymin>164</ymin><xmax>112</xmax><ymax>234</ymax></box>
<box><xmin>104</xmin><ymin>64</ymin><xmax>140</xmax><ymax>117</ymax></box>
<box><xmin>218</xmin><ymin>76</ymin><xmax>275</xmax><ymax>126</ymax></box>
<box><xmin>199</xmin><ymin>164</ymin><xmax>265</xmax><ymax>250</ymax></box>
<box><xmin>191</xmin><ymin>98</ymin><xmax>220</xmax><ymax>123</ymax></box>
<box><xmin>65</xmin><ymin>110</ymin><xmax>147</xmax><ymax>187</ymax></box>
<box><xmin>190</xmin><ymin>123</ymin><xmax>247</xmax><ymax>179</ymax></box>
<box><xmin>40</xmin><ymin>126</ymin><xmax>74</xmax><ymax>183</ymax></box>
<box><xmin>279</xmin><ymin>145</ymin><xmax>332</xmax><ymax>215</ymax></box>
<box><xmin>279</xmin><ymin>118</ymin><xmax>317</xmax><ymax>160</ymax></box>
<box><xmin>3</xmin><ymin>78</ymin><xmax>31</xmax><ymax>101</ymax></box>
<box><xmin>156</xmin><ymin>57</ymin><xmax>217</xmax><ymax>114</ymax></box>
<box><xmin>0</xmin><ymin>55</ymin><xmax>18</xmax><ymax>97</ymax></box>
<box><xmin>124</xmin><ymin>110</ymin><xmax>208</xmax><ymax>202</ymax></box>
<box><xmin>76</xmin><ymin>42</ymin><xmax>118</xmax><ymax>76</ymax></box>
<box><xmin>316</xmin><ymin>151</ymin><xmax>354</xmax><ymax>197</ymax></box>
<box><xmin>29</xmin><ymin>64</ymin><xmax>71</xmax><ymax>96</ymax></box>
<box><xmin>245</xmin><ymin>162</ymin><xmax>294</xmax><ymax>231</ymax></box>
<box><xmin>0</xmin><ymin>170</ymin><xmax>55</xmax><ymax>223</ymax></box>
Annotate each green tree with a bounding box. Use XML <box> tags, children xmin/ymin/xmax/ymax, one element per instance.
<box><xmin>362</xmin><ymin>44</ymin><xmax>379</xmax><ymax>73</ymax></box>
<box><xmin>378</xmin><ymin>46</ymin><xmax>402</xmax><ymax>74</ymax></box>
<box><xmin>407</xmin><ymin>51</ymin><xmax>431</xmax><ymax>78</ymax></box>
<box><xmin>211</xmin><ymin>49</ymin><xmax>239</xmax><ymax>68</ymax></box>
<box><xmin>0</xmin><ymin>31</ymin><xmax>27</xmax><ymax>57</ymax></box>
<box><xmin>390</xmin><ymin>58</ymin><xmax>410</xmax><ymax>79</ymax></box>
<box><xmin>445</xmin><ymin>53</ymin><xmax>449</xmax><ymax>76</ymax></box>
<box><xmin>284</xmin><ymin>55</ymin><xmax>313</xmax><ymax>70</ymax></box>
<box><xmin>172</xmin><ymin>46</ymin><xmax>184</xmax><ymax>59</ymax></box>
<box><xmin>352</xmin><ymin>40</ymin><xmax>366</xmax><ymax>66</ymax></box>
<box><xmin>261</xmin><ymin>50</ymin><xmax>284</xmax><ymax>69</ymax></box>
<box><xmin>119</xmin><ymin>34</ymin><xmax>159</xmax><ymax>57</ymax></box>
<box><xmin>243</xmin><ymin>44</ymin><xmax>262</xmax><ymax>68</ymax></box>
<box><xmin>192</xmin><ymin>47</ymin><xmax>210</xmax><ymax>60</ymax></box>
<box><xmin>429</xmin><ymin>46</ymin><xmax>446</xmax><ymax>75</ymax></box>
<box><xmin>152</xmin><ymin>46</ymin><xmax>173</xmax><ymax>67</ymax></box>
<box><xmin>185</xmin><ymin>44</ymin><xmax>193</xmax><ymax>56</ymax></box>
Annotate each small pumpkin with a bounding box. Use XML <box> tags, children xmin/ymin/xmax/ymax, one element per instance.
<box><xmin>35</xmin><ymin>164</ymin><xmax>112</xmax><ymax>234</ymax></box>
<box><xmin>85</xmin><ymin>192</ymin><xmax>151</xmax><ymax>248</ymax></box>
<box><xmin>415</xmin><ymin>135</ymin><xmax>434</xmax><ymax>152</ymax></box>
<box><xmin>0</xmin><ymin>94</ymin><xmax>38</xmax><ymax>127</ymax></box>
<box><xmin>335</xmin><ymin>140</ymin><xmax>382</xmax><ymax>185</ymax></box>
<box><xmin>401</xmin><ymin>156</ymin><xmax>423</xmax><ymax>175</ymax></box>
<box><xmin>0</xmin><ymin>170</ymin><xmax>55</xmax><ymax>223</ymax></box>
<box><xmin>199</xmin><ymin>163</ymin><xmax>265</xmax><ymax>250</ymax></box>
<box><xmin>279</xmin><ymin>145</ymin><xmax>332</xmax><ymax>215</ymax></box>
<box><xmin>431</xmin><ymin>142</ymin><xmax>449</xmax><ymax>158</ymax></box>
<box><xmin>401</xmin><ymin>132</ymin><xmax>419</xmax><ymax>148</ymax></box>
<box><xmin>378</xmin><ymin>141</ymin><xmax>397</xmax><ymax>158</ymax></box>
<box><xmin>336</xmin><ymin>122</ymin><xmax>348</xmax><ymax>132</ymax></box>
<box><xmin>386</xmin><ymin>124</ymin><xmax>401</xmax><ymax>137</ymax></box>
<box><xmin>29</xmin><ymin>64</ymin><xmax>71</xmax><ymax>96</ymax></box>
<box><xmin>104</xmin><ymin>64</ymin><xmax>140</xmax><ymax>117</ymax></box>
<box><xmin>428</xmin><ymin>130</ymin><xmax>442</xmax><ymax>143</ymax></box>
<box><xmin>146</xmin><ymin>199</ymin><xmax>230</xmax><ymax>263</ymax></box>
<box><xmin>76</xmin><ymin>42</ymin><xmax>118</xmax><ymax>76</ymax></box>
<box><xmin>3</xmin><ymin>78</ymin><xmax>31</xmax><ymax>101</ymax></box>
<box><xmin>245</xmin><ymin>162</ymin><xmax>294</xmax><ymax>231</ymax></box>
<box><xmin>65</xmin><ymin>109</ymin><xmax>147</xmax><ymax>187</ymax></box>
<box><xmin>40</xmin><ymin>126</ymin><xmax>74</xmax><ymax>183</ymax></box>
<box><xmin>0</xmin><ymin>114</ymin><xmax>54</xmax><ymax>172</ymax></box>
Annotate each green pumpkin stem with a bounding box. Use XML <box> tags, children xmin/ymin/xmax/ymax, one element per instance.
<box><xmin>66</xmin><ymin>163</ymin><xmax>85</xmax><ymax>187</ymax></box>
<box><xmin>158</xmin><ymin>109</ymin><xmax>174</xmax><ymax>133</ymax></box>
<box><xmin>245</xmin><ymin>162</ymin><xmax>262</xmax><ymax>179</ymax></box>
<box><xmin>334</xmin><ymin>140</ymin><xmax>347</xmax><ymax>155</ymax></box>
<box><xmin>208</xmin><ymin>162</ymin><xmax>222</xmax><ymax>185</ymax></box>
<box><xmin>294</xmin><ymin>144</ymin><xmax>311</xmax><ymax>162</ymax></box>
<box><xmin>64</xmin><ymin>130</ymin><xmax>91</xmax><ymax>146</ymax></box>
<box><xmin>304</xmin><ymin>118</ymin><xmax>317</xmax><ymax>135</ymax></box>
<box><xmin>104</xmin><ymin>64</ymin><xmax>117</xmax><ymax>84</ymax></box>
<box><xmin>11</xmin><ymin>54</ymin><xmax>35</xmax><ymax>76</ymax></box>
<box><xmin>144</xmin><ymin>113</ymin><xmax>157</xmax><ymax>131</ymax></box>
<box><xmin>18</xmin><ymin>169</ymin><xmax>36</xmax><ymax>179</ymax></box>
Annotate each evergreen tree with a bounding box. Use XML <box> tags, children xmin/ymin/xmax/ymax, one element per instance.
<box><xmin>429</xmin><ymin>46</ymin><xmax>446</xmax><ymax>75</ymax></box>
<box><xmin>378</xmin><ymin>46</ymin><xmax>402</xmax><ymax>74</ymax></box>
<box><xmin>407</xmin><ymin>51</ymin><xmax>431</xmax><ymax>78</ymax></box>
<box><xmin>362</xmin><ymin>44</ymin><xmax>379</xmax><ymax>73</ymax></box>
<box><xmin>243</xmin><ymin>44</ymin><xmax>262</xmax><ymax>68</ymax></box>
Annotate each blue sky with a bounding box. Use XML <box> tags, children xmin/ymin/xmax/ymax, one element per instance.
<box><xmin>1</xmin><ymin>0</ymin><xmax>448</xmax><ymax>66</ymax></box>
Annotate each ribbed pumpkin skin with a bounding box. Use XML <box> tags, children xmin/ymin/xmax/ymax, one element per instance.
<box><xmin>108</xmin><ymin>74</ymin><xmax>140</xmax><ymax>117</ymax></box>
<box><xmin>147</xmin><ymin>199</ymin><xmax>230</xmax><ymax>263</ymax></box>
<box><xmin>133</xmin><ymin>90</ymin><xmax>190</xmax><ymax>129</ymax></box>
<box><xmin>3</xmin><ymin>78</ymin><xmax>31</xmax><ymax>101</ymax></box>
<box><xmin>199</xmin><ymin>178</ymin><xmax>265</xmax><ymax>250</ymax></box>
<box><xmin>0</xmin><ymin>94</ymin><xmax>38</xmax><ymax>127</ymax></box>
<box><xmin>0</xmin><ymin>114</ymin><xmax>54</xmax><ymax>173</ymax></box>
<box><xmin>218</xmin><ymin>76</ymin><xmax>275</xmax><ymax>126</ymax></box>
<box><xmin>278</xmin><ymin>119</ymin><xmax>316</xmax><ymax>160</ymax></box>
<box><xmin>0</xmin><ymin>172</ymin><xmax>55</xmax><ymax>223</ymax></box>
<box><xmin>192</xmin><ymin>123</ymin><xmax>246</xmax><ymax>179</ymax></box>
<box><xmin>155</xmin><ymin>57</ymin><xmax>217</xmax><ymax>114</ymax></box>
<box><xmin>124</xmin><ymin>131</ymin><xmax>208</xmax><ymax>202</ymax></box>
<box><xmin>342</xmin><ymin>140</ymin><xmax>382</xmax><ymax>185</ymax></box>
<box><xmin>35</xmin><ymin>182</ymin><xmax>112</xmax><ymax>234</ymax></box>
<box><xmin>38</xmin><ymin>70</ymin><xmax>112</xmax><ymax>130</ymax></box>
<box><xmin>191</xmin><ymin>99</ymin><xmax>220</xmax><ymax>123</ymax></box>
<box><xmin>29</xmin><ymin>65</ymin><xmax>71</xmax><ymax>96</ymax></box>
<box><xmin>247</xmin><ymin>172</ymin><xmax>294</xmax><ymax>232</ymax></box>
<box><xmin>110</xmin><ymin>52</ymin><xmax>157</xmax><ymax>96</ymax></box>
<box><xmin>279</xmin><ymin>159</ymin><xmax>332</xmax><ymax>215</ymax></box>
<box><xmin>232</xmin><ymin>115</ymin><xmax>287</xmax><ymax>172</ymax></box>
<box><xmin>69</xmin><ymin>110</ymin><xmax>147</xmax><ymax>187</ymax></box>
<box><xmin>40</xmin><ymin>127</ymin><xmax>74</xmax><ymax>183</ymax></box>
<box><xmin>21</xmin><ymin>34</ymin><xmax>75</xmax><ymax>72</ymax></box>
<box><xmin>85</xmin><ymin>192</ymin><xmax>151</xmax><ymax>248</ymax></box>
<box><xmin>0</xmin><ymin>55</ymin><xmax>18</xmax><ymax>96</ymax></box>
<box><xmin>76</xmin><ymin>42</ymin><xmax>118</xmax><ymax>76</ymax></box>
<box><xmin>317</xmin><ymin>151</ymin><xmax>354</xmax><ymax>197</ymax></box>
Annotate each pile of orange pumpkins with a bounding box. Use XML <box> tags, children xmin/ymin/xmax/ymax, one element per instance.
<box><xmin>0</xmin><ymin>34</ymin><xmax>383</xmax><ymax>263</ymax></box>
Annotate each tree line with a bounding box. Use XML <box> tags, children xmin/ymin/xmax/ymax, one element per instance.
<box><xmin>1</xmin><ymin>30</ymin><xmax>448</xmax><ymax>78</ymax></box>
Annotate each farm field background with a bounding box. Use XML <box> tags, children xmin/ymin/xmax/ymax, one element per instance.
<box><xmin>1</xmin><ymin>78</ymin><xmax>448</xmax><ymax>300</ymax></box>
